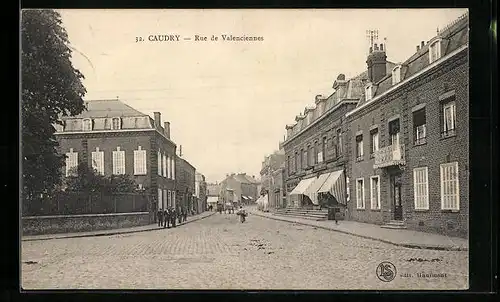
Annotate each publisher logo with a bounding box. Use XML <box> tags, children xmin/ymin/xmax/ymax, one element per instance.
<box><xmin>376</xmin><ymin>261</ymin><xmax>397</xmax><ymax>282</ymax></box>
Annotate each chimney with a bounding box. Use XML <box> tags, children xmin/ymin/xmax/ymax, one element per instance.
<box><xmin>164</xmin><ymin>122</ymin><xmax>170</xmax><ymax>139</ymax></box>
<box><xmin>417</xmin><ymin>45</ymin><xmax>420</xmax><ymax>51</ymax></box>
<box><xmin>421</xmin><ymin>41</ymin><xmax>425</xmax><ymax>48</ymax></box>
<box><xmin>366</xmin><ymin>41</ymin><xmax>387</xmax><ymax>83</ymax></box>
<box><xmin>153</xmin><ymin>112</ymin><xmax>161</xmax><ymax>129</ymax></box>
<box><xmin>179</xmin><ymin>145</ymin><xmax>182</xmax><ymax>157</ymax></box>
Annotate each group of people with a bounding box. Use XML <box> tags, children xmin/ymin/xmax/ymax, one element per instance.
<box><xmin>157</xmin><ymin>207</ymin><xmax>188</xmax><ymax>228</ymax></box>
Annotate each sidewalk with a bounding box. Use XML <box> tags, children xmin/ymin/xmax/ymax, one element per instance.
<box><xmin>22</xmin><ymin>211</ymin><xmax>216</xmax><ymax>242</ymax></box>
<box><xmin>249</xmin><ymin>208</ymin><xmax>468</xmax><ymax>251</ymax></box>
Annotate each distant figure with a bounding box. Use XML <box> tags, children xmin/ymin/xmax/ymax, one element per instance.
<box><xmin>183</xmin><ymin>209</ymin><xmax>188</xmax><ymax>222</ymax></box>
<box><xmin>178</xmin><ymin>208</ymin><xmax>182</xmax><ymax>224</ymax></box>
<box><xmin>165</xmin><ymin>208</ymin><xmax>171</xmax><ymax>228</ymax></box>
<box><xmin>237</xmin><ymin>206</ymin><xmax>247</xmax><ymax>223</ymax></box>
<box><xmin>171</xmin><ymin>208</ymin><xmax>177</xmax><ymax>227</ymax></box>
<box><xmin>163</xmin><ymin>208</ymin><xmax>168</xmax><ymax>228</ymax></box>
<box><xmin>157</xmin><ymin>208</ymin><xmax>163</xmax><ymax>227</ymax></box>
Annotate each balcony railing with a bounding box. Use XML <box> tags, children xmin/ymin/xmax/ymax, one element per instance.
<box><xmin>373</xmin><ymin>144</ymin><xmax>405</xmax><ymax>169</ymax></box>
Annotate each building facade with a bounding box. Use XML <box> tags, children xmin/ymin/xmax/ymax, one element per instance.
<box><xmin>281</xmin><ymin>71</ymin><xmax>394</xmax><ymax>212</ymax></box>
<box><xmin>176</xmin><ymin>157</ymin><xmax>196</xmax><ymax>213</ymax></box>
<box><xmin>219</xmin><ymin>173</ymin><xmax>259</xmax><ymax>205</ymax></box>
<box><xmin>259</xmin><ymin>149</ymin><xmax>286</xmax><ymax>210</ymax></box>
<box><xmin>55</xmin><ymin>100</ymin><xmax>177</xmax><ymax>217</ymax></box>
<box><xmin>195</xmin><ymin>172</ymin><xmax>207</xmax><ymax>213</ymax></box>
<box><xmin>345</xmin><ymin>13</ymin><xmax>469</xmax><ymax>237</ymax></box>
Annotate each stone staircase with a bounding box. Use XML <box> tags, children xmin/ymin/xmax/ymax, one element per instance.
<box><xmin>380</xmin><ymin>220</ymin><xmax>408</xmax><ymax>229</ymax></box>
<box><xmin>274</xmin><ymin>208</ymin><xmax>329</xmax><ymax>221</ymax></box>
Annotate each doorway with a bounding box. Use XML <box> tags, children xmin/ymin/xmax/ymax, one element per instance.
<box><xmin>390</xmin><ymin>174</ymin><xmax>403</xmax><ymax>220</ymax></box>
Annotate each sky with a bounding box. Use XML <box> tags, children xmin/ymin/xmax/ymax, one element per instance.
<box><xmin>59</xmin><ymin>8</ymin><xmax>468</xmax><ymax>183</ymax></box>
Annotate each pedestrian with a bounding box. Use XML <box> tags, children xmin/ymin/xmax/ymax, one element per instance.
<box><xmin>163</xmin><ymin>208</ymin><xmax>168</xmax><ymax>228</ymax></box>
<box><xmin>178</xmin><ymin>208</ymin><xmax>182</xmax><ymax>224</ymax></box>
<box><xmin>157</xmin><ymin>208</ymin><xmax>163</xmax><ymax>227</ymax></box>
<box><xmin>171</xmin><ymin>208</ymin><xmax>177</xmax><ymax>227</ymax></box>
<box><xmin>183</xmin><ymin>209</ymin><xmax>188</xmax><ymax>222</ymax></box>
<box><xmin>165</xmin><ymin>207</ymin><xmax>171</xmax><ymax>228</ymax></box>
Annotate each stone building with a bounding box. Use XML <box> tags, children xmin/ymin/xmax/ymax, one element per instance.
<box><xmin>260</xmin><ymin>148</ymin><xmax>286</xmax><ymax>210</ymax></box>
<box><xmin>54</xmin><ymin>100</ymin><xmax>177</xmax><ymax>217</ymax></box>
<box><xmin>345</xmin><ymin>13</ymin><xmax>468</xmax><ymax>237</ymax></box>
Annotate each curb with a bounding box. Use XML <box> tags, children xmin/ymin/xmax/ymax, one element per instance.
<box><xmin>251</xmin><ymin>211</ymin><xmax>468</xmax><ymax>252</ymax></box>
<box><xmin>22</xmin><ymin>212</ymin><xmax>216</xmax><ymax>242</ymax></box>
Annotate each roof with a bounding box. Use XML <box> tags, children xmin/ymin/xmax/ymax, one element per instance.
<box><xmin>356</xmin><ymin>13</ymin><xmax>468</xmax><ymax>109</ymax></box>
<box><xmin>62</xmin><ymin>99</ymin><xmax>148</xmax><ymax>119</ymax></box>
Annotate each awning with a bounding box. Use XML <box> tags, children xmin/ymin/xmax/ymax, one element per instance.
<box><xmin>318</xmin><ymin>169</ymin><xmax>346</xmax><ymax>205</ymax></box>
<box><xmin>303</xmin><ymin>173</ymin><xmax>331</xmax><ymax>205</ymax></box>
<box><xmin>241</xmin><ymin>196</ymin><xmax>250</xmax><ymax>200</ymax></box>
<box><xmin>289</xmin><ymin>177</ymin><xmax>316</xmax><ymax>195</ymax></box>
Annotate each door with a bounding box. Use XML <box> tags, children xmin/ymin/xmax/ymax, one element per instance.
<box><xmin>390</xmin><ymin>175</ymin><xmax>403</xmax><ymax>220</ymax></box>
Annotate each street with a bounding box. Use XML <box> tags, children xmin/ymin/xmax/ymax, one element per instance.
<box><xmin>21</xmin><ymin>213</ymin><xmax>468</xmax><ymax>290</ymax></box>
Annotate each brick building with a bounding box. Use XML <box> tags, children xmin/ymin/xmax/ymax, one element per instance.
<box><xmin>345</xmin><ymin>13</ymin><xmax>468</xmax><ymax>237</ymax></box>
<box><xmin>282</xmin><ymin>61</ymin><xmax>394</xmax><ymax>213</ymax></box>
<box><xmin>177</xmin><ymin>157</ymin><xmax>196</xmax><ymax>213</ymax></box>
<box><xmin>55</xmin><ymin>100</ymin><xmax>177</xmax><ymax>216</ymax></box>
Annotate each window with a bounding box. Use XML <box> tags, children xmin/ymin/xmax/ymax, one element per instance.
<box><xmin>112</xmin><ymin>117</ymin><xmax>121</xmax><ymax>130</ymax></box>
<box><xmin>442</xmin><ymin>100</ymin><xmax>456</xmax><ymax>137</ymax></box>
<box><xmin>370</xmin><ymin>176</ymin><xmax>380</xmax><ymax>210</ymax></box>
<box><xmin>167</xmin><ymin>155</ymin><xmax>171</xmax><ymax>178</ymax></box>
<box><xmin>157</xmin><ymin>151</ymin><xmax>162</xmax><ymax>176</ymax></box>
<box><xmin>172</xmin><ymin>158</ymin><xmax>175</xmax><ymax>180</ymax></box>
<box><xmin>91</xmin><ymin>147</ymin><xmax>104</xmax><ymax>175</ymax></box>
<box><xmin>168</xmin><ymin>190</ymin><xmax>171</xmax><ymax>207</ymax></box>
<box><xmin>82</xmin><ymin>119</ymin><xmax>93</xmax><ymax>131</ymax></box>
<box><xmin>413</xmin><ymin>167</ymin><xmax>429</xmax><ymax>210</ymax></box>
<box><xmin>309</xmin><ymin>145</ymin><xmax>315</xmax><ymax>166</ymax></box>
<box><xmin>429</xmin><ymin>40</ymin><xmax>442</xmax><ymax>63</ymax></box>
<box><xmin>392</xmin><ymin>66</ymin><xmax>402</xmax><ymax>85</ymax></box>
<box><xmin>287</xmin><ymin>156</ymin><xmax>291</xmax><ymax>174</ymax></box>
<box><xmin>337</xmin><ymin>128</ymin><xmax>343</xmax><ymax>154</ymax></box>
<box><xmin>356</xmin><ymin>135</ymin><xmax>364</xmax><ymax>160</ymax></box>
<box><xmin>319</xmin><ymin>137</ymin><xmax>326</xmax><ymax>163</ymax></box>
<box><xmin>112</xmin><ymin>147</ymin><xmax>125</xmax><ymax>175</ymax></box>
<box><xmin>413</xmin><ymin>108</ymin><xmax>427</xmax><ymax>145</ymax></box>
<box><xmin>162</xmin><ymin>154</ymin><xmax>167</xmax><ymax>177</ymax></box>
<box><xmin>163</xmin><ymin>189</ymin><xmax>167</xmax><ymax>210</ymax></box>
<box><xmin>65</xmin><ymin>148</ymin><xmax>78</xmax><ymax>177</ymax></box>
<box><xmin>302</xmin><ymin>149</ymin><xmax>307</xmax><ymax>169</ymax></box>
<box><xmin>346</xmin><ymin>177</ymin><xmax>350</xmax><ymax>202</ymax></box>
<box><xmin>172</xmin><ymin>191</ymin><xmax>176</xmax><ymax>208</ymax></box>
<box><xmin>370</xmin><ymin>129</ymin><xmax>379</xmax><ymax>155</ymax></box>
<box><xmin>158</xmin><ymin>188</ymin><xmax>163</xmax><ymax>209</ymax></box>
<box><xmin>133</xmin><ymin>146</ymin><xmax>147</xmax><ymax>175</ymax></box>
<box><xmin>440</xmin><ymin>162</ymin><xmax>460</xmax><ymax>210</ymax></box>
<box><xmin>365</xmin><ymin>84</ymin><xmax>373</xmax><ymax>101</ymax></box>
<box><xmin>389</xmin><ymin>119</ymin><xmax>400</xmax><ymax>147</ymax></box>
<box><xmin>356</xmin><ymin>178</ymin><xmax>365</xmax><ymax>209</ymax></box>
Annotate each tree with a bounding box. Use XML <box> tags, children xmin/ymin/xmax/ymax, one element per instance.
<box><xmin>21</xmin><ymin>9</ymin><xmax>86</xmax><ymax>203</ymax></box>
<box><xmin>64</xmin><ymin>162</ymin><xmax>139</xmax><ymax>194</ymax></box>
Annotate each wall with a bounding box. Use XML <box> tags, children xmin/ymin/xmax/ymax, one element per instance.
<box><xmin>22</xmin><ymin>212</ymin><xmax>151</xmax><ymax>236</ymax></box>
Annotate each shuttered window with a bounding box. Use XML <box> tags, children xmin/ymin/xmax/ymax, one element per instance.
<box><xmin>440</xmin><ymin>162</ymin><xmax>460</xmax><ymax>210</ymax></box>
<box><xmin>134</xmin><ymin>146</ymin><xmax>147</xmax><ymax>175</ymax></box>
<box><xmin>413</xmin><ymin>167</ymin><xmax>429</xmax><ymax>210</ymax></box>
<box><xmin>172</xmin><ymin>158</ymin><xmax>175</xmax><ymax>180</ymax></box>
<box><xmin>112</xmin><ymin>147</ymin><xmax>125</xmax><ymax>175</ymax></box>
<box><xmin>65</xmin><ymin>148</ymin><xmax>78</xmax><ymax>177</ymax></box>
<box><xmin>91</xmin><ymin>147</ymin><xmax>104</xmax><ymax>175</ymax></box>
<box><xmin>158</xmin><ymin>188</ymin><xmax>163</xmax><ymax>210</ymax></box>
<box><xmin>356</xmin><ymin>178</ymin><xmax>365</xmax><ymax>209</ymax></box>
<box><xmin>167</xmin><ymin>155</ymin><xmax>171</xmax><ymax>179</ymax></box>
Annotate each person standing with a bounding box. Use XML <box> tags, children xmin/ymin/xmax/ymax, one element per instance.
<box><xmin>183</xmin><ymin>208</ymin><xmax>188</xmax><ymax>222</ymax></box>
<box><xmin>178</xmin><ymin>208</ymin><xmax>182</xmax><ymax>224</ymax></box>
<box><xmin>157</xmin><ymin>208</ymin><xmax>163</xmax><ymax>227</ymax></box>
<box><xmin>165</xmin><ymin>207</ymin><xmax>171</xmax><ymax>228</ymax></box>
<box><xmin>163</xmin><ymin>208</ymin><xmax>168</xmax><ymax>228</ymax></box>
<box><xmin>171</xmin><ymin>207</ymin><xmax>177</xmax><ymax>227</ymax></box>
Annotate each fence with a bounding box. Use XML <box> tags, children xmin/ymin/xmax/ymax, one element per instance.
<box><xmin>22</xmin><ymin>191</ymin><xmax>151</xmax><ymax>216</ymax></box>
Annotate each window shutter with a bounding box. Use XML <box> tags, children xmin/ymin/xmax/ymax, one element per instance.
<box><xmin>158</xmin><ymin>151</ymin><xmax>162</xmax><ymax>175</ymax></box>
<box><xmin>162</xmin><ymin>154</ymin><xmax>167</xmax><ymax>177</ymax></box>
<box><xmin>134</xmin><ymin>150</ymin><xmax>139</xmax><ymax>175</ymax></box>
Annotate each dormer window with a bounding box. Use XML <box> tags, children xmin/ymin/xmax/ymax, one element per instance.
<box><xmin>429</xmin><ymin>40</ymin><xmax>442</xmax><ymax>63</ymax></box>
<box><xmin>112</xmin><ymin>117</ymin><xmax>121</xmax><ymax>130</ymax></box>
<box><xmin>82</xmin><ymin>118</ymin><xmax>93</xmax><ymax>131</ymax></box>
<box><xmin>392</xmin><ymin>66</ymin><xmax>402</xmax><ymax>85</ymax></box>
<box><xmin>365</xmin><ymin>84</ymin><xmax>373</xmax><ymax>101</ymax></box>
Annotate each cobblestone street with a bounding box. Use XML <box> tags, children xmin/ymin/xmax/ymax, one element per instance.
<box><xmin>21</xmin><ymin>213</ymin><xmax>468</xmax><ymax>290</ymax></box>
